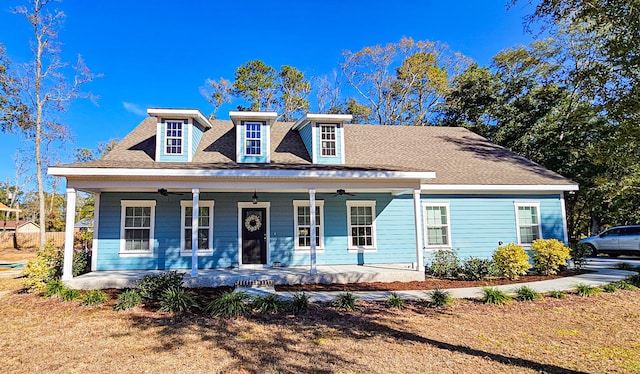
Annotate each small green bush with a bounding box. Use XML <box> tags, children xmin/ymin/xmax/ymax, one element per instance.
<box><xmin>135</xmin><ymin>271</ymin><xmax>184</xmax><ymax>301</ymax></box>
<box><xmin>426</xmin><ymin>249</ymin><xmax>460</xmax><ymax>278</ymax></box>
<box><xmin>114</xmin><ymin>289</ymin><xmax>142</xmax><ymax>311</ymax></box>
<box><xmin>288</xmin><ymin>292</ymin><xmax>309</xmax><ymax>314</ymax></box>
<box><xmin>159</xmin><ymin>286</ymin><xmax>197</xmax><ymax>313</ymax></box>
<box><xmin>548</xmin><ymin>290</ymin><xmax>565</xmax><ymax>299</ymax></box>
<box><xmin>72</xmin><ymin>248</ymin><xmax>91</xmax><ymax>277</ymax></box>
<box><xmin>60</xmin><ymin>287</ymin><xmax>81</xmax><ymax>302</ymax></box>
<box><xmin>81</xmin><ymin>290</ymin><xmax>109</xmax><ymax>307</ymax></box>
<box><xmin>492</xmin><ymin>243</ymin><xmax>530</xmax><ymax>280</ymax></box>
<box><xmin>616</xmin><ymin>262</ymin><xmax>634</xmax><ymax>271</ymax></box>
<box><xmin>515</xmin><ymin>286</ymin><xmax>541</xmax><ymax>301</ymax></box>
<box><xmin>613</xmin><ymin>280</ymin><xmax>638</xmax><ymax>291</ymax></box>
<box><xmin>334</xmin><ymin>292</ymin><xmax>359</xmax><ymax>311</ymax></box>
<box><xmin>626</xmin><ymin>274</ymin><xmax>640</xmax><ymax>287</ymax></box>
<box><xmin>461</xmin><ymin>257</ymin><xmax>493</xmax><ymax>280</ymax></box>
<box><xmin>481</xmin><ymin>287</ymin><xmax>511</xmax><ymax>305</ymax></box>
<box><xmin>530</xmin><ymin>239</ymin><xmax>571</xmax><ymax>275</ymax></box>
<box><xmin>206</xmin><ymin>291</ymin><xmax>252</xmax><ymax>318</ymax></box>
<box><xmin>430</xmin><ymin>288</ymin><xmax>453</xmax><ymax>307</ymax></box>
<box><xmin>43</xmin><ymin>279</ymin><xmax>66</xmax><ymax>298</ymax></box>
<box><xmin>252</xmin><ymin>294</ymin><xmax>282</xmax><ymax>314</ymax></box>
<box><xmin>603</xmin><ymin>283</ymin><xmax>618</xmax><ymax>293</ymax></box>
<box><xmin>570</xmin><ymin>242</ymin><xmax>593</xmax><ymax>269</ymax></box>
<box><xmin>22</xmin><ymin>242</ymin><xmax>63</xmax><ymax>293</ymax></box>
<box><xmin>575</xmin><ymin>283</ymin><xmax>601</xmax><ymax>297</ymax></box>
<box><xmin>386</xmin><ymin>292</ymin><xmax>404</xmax><ymax>309</ymax></box>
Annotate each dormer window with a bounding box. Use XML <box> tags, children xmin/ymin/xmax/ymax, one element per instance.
<box><xmin>320</xmin><ymin>124</ymin><xmax>337</xmax><ymax>157</ymax></box>
<box><xmin>245</xmin><ymin>122</ymin><xmax>262</xmax><ymax>156</ymax></box>
<box><xmin>165</xmin><ymin>120</ymin><xmax>184</xmax><ymax>154</ymax></box>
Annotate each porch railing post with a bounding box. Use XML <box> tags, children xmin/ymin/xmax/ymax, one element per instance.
<box><xmin>191</xmin><ymin>188</ymin><xmax>200</xmax><ymax>278</ymax></box>
<box><xmin>413</xmin><ymin>188</ymin><xmax>424</xmax><ymax>272</ymax></box>
<box><xmin>62</xmin><ymin>188</ymin><xmax>77</xmax><ymax>281</ymax></box>
<box><xmin>309</xmin><ymin>188</ymin><xmax>317</xmax><ymax>275</ymax></box>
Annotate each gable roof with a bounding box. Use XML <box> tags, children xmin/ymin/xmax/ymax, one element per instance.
<box><xmin>51</xmin><ymin>117</ymin><xmax>575</xmax><ymax>187</ymax></box>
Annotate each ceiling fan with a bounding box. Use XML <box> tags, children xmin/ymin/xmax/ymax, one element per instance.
<box><xmin>333</xmin><ymin>189</ymin><xmax>356</xmax><ymax>197</ymax></box>
<box><xmin>157</xmin><ymin>188</ymin><xmax>184</xmax><ymax>196</ymax></box>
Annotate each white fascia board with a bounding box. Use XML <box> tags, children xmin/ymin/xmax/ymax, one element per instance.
<box><xmin>292</xmin><ymin>113</ymin><xmax>353</xmax><ymax>130</ymax></box>
<box><xmin>229</xmin><ymin>111</ymin><xmax>278</xmax><ymax>126</ymax></box>
<box><xmin>48</xmin><ymin>167</ymin><xmax>435</xmax><ymax>180</ymax></box>
<box><xmin>420</xmin><ymin>184</ymin><xmax>579</xmax><ymax>193</ymax></box>
<box><xmin>147</xmin><ymin>108</ymin><xmax>212</xmax><ymax>128</ymax></box>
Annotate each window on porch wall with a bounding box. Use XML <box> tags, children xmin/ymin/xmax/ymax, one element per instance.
<box><xmin>120</xmin><ymin>200</ymin><xmax>156</xmax><ymax>255</ymax></box>
<box><xmin>293</xmin><ymin>200</ymin><xmax>324</xmax><ymax>250</ymax></box>
<box><xmin>424</xmin><ymin>204</ymin><xmax>451</xmax><ymax>247</ymax></box>
<box><xmin>181</xmin><ymin>201</ymin><xmax>214</xmax><ymax>254</ymax></box>
<box><xmin>347</xmin><ymin>201</ymin><xmax>376</xmax><ymax>249</ymax></box>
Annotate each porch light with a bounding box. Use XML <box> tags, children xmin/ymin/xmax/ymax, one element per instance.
<box><xmin>252</xmin><ymin>190</ymin><xmax>259</xmax><ymax>204</ymax></box>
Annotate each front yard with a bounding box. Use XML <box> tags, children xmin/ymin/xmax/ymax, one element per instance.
<box><xmin>1</xmin><ymin>273</ymin><xmax>639</xmax><ymax>373</ymax></box>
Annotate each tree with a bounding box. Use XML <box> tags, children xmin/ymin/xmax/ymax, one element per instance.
<box><xmin>11</xmin><ymin>0</ymin><xmax>99</xmax><ymax>249</ymax></box>
<box><xmin>315</xmin><ymin>71</ymin><xmax>342</xmax><ymax>114</ymax></box>
<box><xmin>278</xmin><ymin>65</ymin><xmax>311</xmax><ymax>121</ymax></box>
<box><xmin>0</xmin><ymin>44</ymin><xmax>28</xmax><ymax>133</ymax></box>
<box><xmin>232</xmin><ymin>60</ymin><xmax>278</xmax><ymax>111</ymax></box>
<box><xmin>200</xmin><ymin>77</ymin><xmax>232</xmax><ymax>119</ymax></box>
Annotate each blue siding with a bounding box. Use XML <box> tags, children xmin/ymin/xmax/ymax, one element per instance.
<box><xmin>421</xmin><ymin>194</ymin><xmax>565</xmax><ymax>260</ymax></box>
<box><xmin>298</xmin><ymin>123</ymin><xmax>313</xmax><ymax>158</ymax></box>
<box><xmin>157</xmin><ymin>121</ymin><xmax>189</xmax><ymax>162</ymax></box>
<box><xmin>314</xmin><ymin>123</ymin><xmax>343</xmax><ymax>164</ymax></box>
<box><xmin>95</xmin><ymin>192</ymin><xmax>566</xmax><ymax>271</ymax></box>
<box><xmin>237</xmin><ymin>122</ymin><xmax>269</xmax><ymax>163</ymax></box>
<box><xmin>191</xmin><ymin>121</ymin><xmax>205</xmax><ymax>159</ymax></box>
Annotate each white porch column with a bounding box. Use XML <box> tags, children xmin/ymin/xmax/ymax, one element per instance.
<box><xmin>191</xmin><ymin>188</ymin><xmax>200</xmax><ymax>278</ymax></box>
<box><xmin>62</xmin><ymin>188</ymin><xmax>77</xmax><ymax>281</ymax></box>
<box><xmin>413</xmin><ymin>189</ymin><xmax>424</xmax><ymax>272</ymax></box>
<box><xmin>91</xmin><ymin>193</ymin><xmax>100</xmax><ymax>272</ymax></box>
<box><xmin>309</xmin><ymin>188</ymin><xmax>317</xmax><ymax>275</ymax></box>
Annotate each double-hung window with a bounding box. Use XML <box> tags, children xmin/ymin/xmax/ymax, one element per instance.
<box><xmin>165</xmin><ymin>120</ymin><xmax>183</xmax><ymax>154</ymax></box>
<box><xmin>423</xmin><ymin>202</ymin><xmax>451</xmax><ymax>248</ymax></box>
<box><xmin>181</xmin><ymin>201</ymin><xmax>214</xmax><ymax>255</ymax></box>
<box><xmin>347</xmin><ymin>201</ymin><xmax>376</xmax><ymax>250</ymax></box>
<box><xmin>120</xmin><ymin>200</ymin><xmax>155</xmax><ymax>256</ymax></box>
<box><xmin>293</xmin><ymin>200</ymin><xmax>324</xmax><ymax>250</ymax></box>
<box><xmin>245</xmin><ymin>122</ymin><xmax>262</xmax><ymax>155</ymax></box>
<box><xmin>515</xmin><ymin>202</ymin><xmax>541</xmax><ymax>245</ymax></box>
<box><xmin>320</xmin><ymin>124</ymin><xmax>337</xmax><ymax>156</ymax></box>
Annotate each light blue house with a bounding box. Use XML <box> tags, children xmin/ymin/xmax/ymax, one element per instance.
<box><xmin>49</xmin><ymin>108</ymin><xmax>578</xmax><ymax>281</ymax></box>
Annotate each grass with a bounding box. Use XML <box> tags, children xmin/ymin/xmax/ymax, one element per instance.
<box><xmin>481</xmin><ymin>287</ymin><xmax>511</xmax><ymax>305</ymax></box>
<box><xmin>575</xmin><ymin>283</ymin><xmax>602</xmax><ymax>297</ymax></box>
<box><xmin>515</xmin><ymin>286</ymin><xmax>541</xmax><ymax>301</ymax></box>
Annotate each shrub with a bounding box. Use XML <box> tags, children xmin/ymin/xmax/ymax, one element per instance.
<box><xmin>386</xmin><ymin>292</ymin><xmax>404</xmax><ymax>309</ymax></box>
<box><xmin>159</xmin><ymin>286</ymin><xmax>197</xmax><ymax>313</ymax></box>
<box><xmin>570</xmin><ymin>242</ymin><xmax>592</xmax><ymax>269</ymax></box>
<box><xmin>72</xmin><ymin>248</ymin><xmax>91</xmax><ymax>276</ymax></box>
<box><xmin>627</xmin><ymin>274</ymin><xmax>640</xmax><ymax>287</ymax></box>
<box><xmin>492</xmin><ymin>243</ymin><xmax>530</xmax><ymax>280</ymax></box>
<box><xmin>114</xmin><ymin>289</ymin><xmax>142</xmax><ymax>311</ymax></box>
<box><xmin>616</xmin><ymin>262</ymin><xmax>634</xmax><ymax>271</ymax></box>
<box><xmin>81</xmin><ymin>290</ymin><xmax>109</xmax><ymax>307</ymax></box>
<box><xmin>481</xmin><ymin>287</ymin><xmax>511</xmax><ymax>305</ymax></box>
<box><xmin>288</xmin><ymin>292</ymin><xmax>309</xmax><ymax>314</ymax></box>
<box><xmin>430</xmin><ymin>288</ymin><xmax>453</xmax><ymax>307</ymax></box>
<box><xmin>135</xmin><ymin>271</ymin><xmax>184</xmax><ymax>301</ymax></box>
<box><xmin>60</xmin><ymin>287</ymin><xmax>81</xmax><ymax>302</ymax></box>
<box><xmin>548</xmin><ymin>290</ymin><xmax>565</xmax><ymax>299</ymax></box>
<box><xmin>515</xmin><ymin>286</ymin><xmax>541</xmax><ymax>301</ymax></box>
<box><xmin>43</xmin><ymin>279</ymin><xmax>66</xmax><ymax>298</ymax></box>
<box><xmin>603</xmin><ymin>283</ymin><xmax>618</xmax><ymax>293</ymax></box>
<box><xmin>426</xmin><ymin>249</ymin><xmax>460</xmax><ymax>278</ymax></box>
<box><xmin>575</xmin><ymin>283</ymin><xmax>601</xmax><ymax>297</ymax></box>
<box><xmin>252</xmin><ymin>294</ymin><xmax>282</xmax><ymax>314</ymax></box>
<box><xmin>461</xmin><ymin>257</ymin><xmax>493</xmax><ymax>280</ymax></box>
<box><xmin>22</xmin><ymin>242</ymin><xmax>64</xmax><ymax>293</ymax></box>
<box><xmin>334</xmin><ymin>292</ymin><xmax>359</xmax><ymax>311</ymax></box>
<box><xmin>613</xmin><ymin>280</ymin><xmax>638</xmax><ymax>291</ymax></box>
<box><xmin>530</xmin><ymin>239</ymin><xmax>571</xmax><ymax>275</ymax></box>
<box><xmin>206</xmin><ymin>291</ymin><xmax>252</xmax><ymax>318</ymax></box>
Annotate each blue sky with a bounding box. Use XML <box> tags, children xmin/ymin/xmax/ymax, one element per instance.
<box><xmin>0</xmin><ymin>0</ymin><xmax>537</xmax><ymax>188</ymax></box>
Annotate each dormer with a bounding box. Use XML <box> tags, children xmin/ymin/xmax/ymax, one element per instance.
<box><xmin>230</xmin><ymin>111</ymin><xmax>277</xmax><ymax>163</ymax></box>
<box><xmin>292</xmin><ymin>113</ymin><xmax>352</xmax><ymax>165</ymax></box>
<box><xmin>148</xmin><ymin>108</ymin><xmax>212</xmax><ymax>162</ymax></box>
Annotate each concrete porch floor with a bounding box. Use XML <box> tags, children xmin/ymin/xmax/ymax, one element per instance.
<box><xmin>66</xmin><ymin>263</ymin><xmax>424</xmax><ymax>290</ymax></box>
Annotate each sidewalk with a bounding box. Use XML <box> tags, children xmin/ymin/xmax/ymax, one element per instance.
<box><xmin>276</xmin><ymin>258</ymin><xmax>640</xmax><ymax>302</ymax></box>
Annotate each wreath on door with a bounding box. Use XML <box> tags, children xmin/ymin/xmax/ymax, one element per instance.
<box><xmin>244</xmin><ymin>214</ymin><xmax>262</xmax><ymax>232</ymax></box>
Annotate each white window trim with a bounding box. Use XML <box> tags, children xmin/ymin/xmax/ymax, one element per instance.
<box><xmin>164</xmin><ymin>120</ymin><xmax>185</xmax><ymax>155</ymax></box>
<box><xmin>244</xmin><ymin>121</ymin><xmax>263</xmax><ymax>157</ymax></box>
<box><xmin>180</xmin><ymin>200</ymin><xmax>215</xmax><ymax>256</ymax></box>
<box><xmin>119</xmin><ymin>200</ymin><xmax>156</xmax><ymax>257</ymax></box>
<box><xmin>514</xmin><ymin>201</ymin><xmax>542</xmax><ymax>246</ymax></box>
<box><xmin>293</xmin><ymin>200</ymin><xmax>325</xmax><ymax>252</ymax></box>
<box><xmin>422</xmin><ymin>201</ymin><xmax>452</xmax><ymax>250</ymax></box>
<box><xmin>319</xmin><ymin>123</ymin><xmax>338</xmax><ymax>158</ymax></box>
<box><xmin>346</xmin><ymin>200</ymin><xmax>377</xmax><ymax>251</ymax></box>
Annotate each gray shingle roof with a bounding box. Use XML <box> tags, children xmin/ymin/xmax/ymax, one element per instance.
<box><xmin>60</xmin><ymin>117</ymin><xmax>574</xmax><ymax>186</ymax></box>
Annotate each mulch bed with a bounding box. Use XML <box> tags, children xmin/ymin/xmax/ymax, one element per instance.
<box><xmin>275</xmin><ymin>269</ymin><xmax>592</xmax><ymax>292</ymax></box>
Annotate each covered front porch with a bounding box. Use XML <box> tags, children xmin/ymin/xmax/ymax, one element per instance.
<box><xmin>65</xmin><ymin>263</ymin><xmax>425</xmax><ymax>290</ymax></box>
